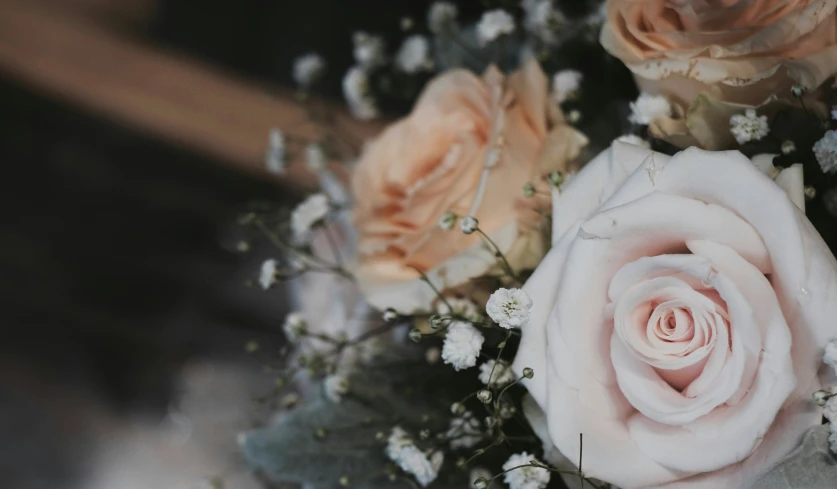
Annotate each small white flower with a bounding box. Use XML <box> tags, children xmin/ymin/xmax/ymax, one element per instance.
<box><xmin>292</xmin><ymin>53</ymin><xmax>326</xmax><ymax>88</ymax></box>
<box><xmin>824</xmin><ymin>338</ymin><xmax>837</xmax><ymax>375</ymax></box>
<box><xmin>470</xmin><ymin>468</ymin><xmax>493</xmax><ymax>489</ymax></box>
<box><xmin>502</xmin><ymin>452</ymin><xmax>550</xmax><ymax>489</ymax></box>
<box><xmin>729</xmin><ymin>109</ymin><xmax>770</xmax><ymax>145</ymax></box>
<box><xmin>814</xmin><ymin>130</ymin><xmax>837</xmax><ymax>174</ymax></box>
<box><xmin>781</xmin><ymin>140</ymin><xmax>796</xmax><ymax>154</ymax></box>
<box><xmin>437</xmin><ymin>297</ymin><xmax>482</xmax><ymax>322</ymax></box>
<box><xmin>342</xmin><ymin>66</ymin><xmax>379</xmax><ymax>121</ymax></box>
<box><xmin>478</xmin><ymin>359</ymin><xmax>516</xmax><ymax>387</ymax></box>
<box><xmin>283</xmin><ymin>312</ymin><xmax>308</xmax><ymax>342</ymax></box>
<box><xmin>352</xmin><ymin>31</ymin><xmax>386</xmax><ymax>68</ymax></box>
<box><xmin>552</xmin><ymin>70</ymin><xmax>582</xmax><ymax>103</ymax></box>
<box><xmin>324</xmin><ymin>374</ymin><xmax>349</xmax><ymax>403</ymax></box>
<box><xmin>291</xmin><ymin>193</ymin><xmax>330</xmax><ymax>240</ymax></box>
<box><xmin>616</xmin><ymin>134</ymin><xmax>650</xmax><ymax>149</ymax></box>
<box><xmin>265</xmin><ymin>128</ymin><xmax>286</xmax><ymax>174</ymax></box>
<box><xmin>628</xmin><ymin>92</ymin><xmax>672</xmax><ymax>125</ymax></box>
<box><xmin>396</xmin><ymin>35</ymin><xmax>431</xmax><ymax>73</ymax></box>
<box><xmin>486</xmin><ymin>288</ymin><xmax>533</xmax><ymax>329</ymax></box>
<box><xmin>460</xmin><ymin>216</ymin><xmax>478</xmax><ymax>234</ymax></box>
<box><xmin>386</xmin><ymin>427</ymin><xmax>443</xmax><ymax>487</ymax></box>
<box><xmin>428</xmin><ymin>2</ymin><xmax>458</xmax><ymax>34</ymax></box>
<box><xmin>523</xmin><ymin>0</ymin><xmax>565</xmax><ymax>43</ymax></box>
<box><xmin>305</xmin><ymin>143</ymin><xmax>327</xmax><ymax>172</ymax></box>
<box><xmin>477</xmin><ymin>9</ymin><xmax>515</xmax><ymax>45</ymax></box>
<box><xmin>441</xmin><ymin>321</ymin><xmax>484</xmax><ymax>371</ymax></box>
<box><xmin>438</xmin><ymin>211</ymin><xmax>457</xmax><ymax>231</ymax></box>
<box><xmin>259</xmin><ymin>259</ymin><xmax>277</xmax><ymax>290</ymax></box>
<box><xmin>446</xmin><ymin>411</ymin><xmax>483</xmax><ymax>449</ymax></box>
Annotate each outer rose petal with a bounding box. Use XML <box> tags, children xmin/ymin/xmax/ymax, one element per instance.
<box><xmin>601</xmin><ymin>0</ymin><xmax>837</xmax><ymax>107</ymax></box>
<box><xmin>515</xmin><ymin>143</ymin><xmax>837</xmax><ymax>488</ymax></box>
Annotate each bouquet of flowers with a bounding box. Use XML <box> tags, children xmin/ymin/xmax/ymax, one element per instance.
<box><xmin>239</xmin><ymin>1</ymin><xmax>837</xmax><ymax>488</ymax></box>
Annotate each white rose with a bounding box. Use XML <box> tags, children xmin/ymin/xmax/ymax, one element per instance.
<box><xmin>513</xmin><ymin>142</ymin><xmax>837</xmax><ymax>488</ymax></box>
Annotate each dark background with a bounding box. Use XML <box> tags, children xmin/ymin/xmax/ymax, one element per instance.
<box><xmin>0</xmin><ymin>1</ymin><xmax>478</xmax><ymax>488</ymax></box>
<box><xmin>0</xmin><ymin>1</ymin><xmax>614</xmax><ymax>488</ymax></box>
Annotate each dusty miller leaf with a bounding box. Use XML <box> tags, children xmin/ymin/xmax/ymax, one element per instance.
<box><xmin>752</xmin><ymin>425</ymin><xmax>837</xmax><ymax>489</ymax></box>
<box><xmin>242</xmin><ymin>357</ymin><xmax>471</xmax><ymax>489</ymax></box>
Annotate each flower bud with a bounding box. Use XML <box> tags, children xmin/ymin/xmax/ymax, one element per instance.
<box><xmin>781</xmin><ymin>140</ymin><xmax>796</xmax><ymax>154</ymax></box>
<box><xmin>477</xmin><ymin>389</ymin><xmax>492</xmax><ymax>404</ymax></box>
<box><xmin>474</xmin><ymin>478</ymin><xmax>489</xmax><ymax>489</ymax></box>
<box><xmin>548</xmin><ymin>171</ymin><xmax>564</xmax><ymax>187</ymax></box>
<box><xmin>339</xmin><ymin>476</ymin><xmax>351</xmax><ymax>487</ymax></box>
<box><xmin>523</xmin><ymin>183</ymin><xmax>535</xmax><ymax>197</ymax></box>
<box><xmin>814</xmin><ymin>389</ymin><xmax>831</xmax><ymax>406</ymax></box>
<box><xmin>409</xmin><ymin>328</ymin><xmax>423</xmax><ymax>342</ymax></box>
<box><xmin>438</xmin><ymin>211</ymin><xmax>457</xmax><ymax>231</ymax></box>
<box><xmin>429</xmin><ymin>314</ymin><xmax>444</xmax><ymax>329</ymax></box>
<box><xmin>523</xmin><ymin>367</ymin><xmax>534</xmax><ymax>379</ymax></box>
<box><xmin>460</xmin><ymin>216</ymin><xmax>478</xmax><ymax>235</ymax></box>
<box><xmin>791</xmin><ymin>84</ymin><xmax>806</xmax><ymax>97</ymax></box>
<box><xmin>451</xmin><ymin>402</ymin><xmax>466</xmax><ymax>415</ymax></box>
<box><xmin>382</xmin><ymin>308</ymin><xmax>398</xmax><ymax>323</ymax></box>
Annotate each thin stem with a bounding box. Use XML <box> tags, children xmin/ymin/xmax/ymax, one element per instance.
<box><xmin>579</xmin><ymin>433</ymin><xmax>584</xmax><ymax>489</ymax></box>
<box><xmin>487</xmin><ymin>330</ymin><xmax>513</xmax><ymax>387</ymax></box>
<box><xmin>323</xmin><ymin>223</ymin><xmax>344</xmax><ymax>266</ymax></box>
<box><xmin>494</xmin><ymin>375</ymin><xmax>523</xmax><ymax>408</ymax></box>
<box><xmin>447</xmin><ymin>32</ymin><xmax>491</xmax><ymax>68</ymax></box>
<box><xmin>408</xmin><ymin>265</ymin><xmax>453</xmax><ymax>311</ymax></box>
<box><xmin>475</xmin><ymin>228</ymin><xmax>519</xmax><ymax>281</ymax></box>
<box><xmin>461</xmin><ymin>436</ymin><xmax>504</xmax><ymax>468</ymax></box>
<box><xmin>254</xmin><ymin>217</ymin><xmax>353</xmax><ymax>280</ymax></box>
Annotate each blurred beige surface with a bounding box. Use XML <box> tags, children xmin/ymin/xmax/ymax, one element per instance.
<box><xmin>81</xmin><ymin>361</ymin><xmax>268</xmax><ymax>489</ymax></box>
<box><xmin>0</xmin><ymin>0</ymin><xmax>382</xmax><ymax>184</ymax></box>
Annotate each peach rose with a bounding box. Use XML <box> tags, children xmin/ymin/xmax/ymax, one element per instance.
<box><xmin>513</xmin><ymin>141</ymin><xmax>837</xmax><ymax>488</ymax></box>
<box><xmin>351</xmin><ymin>59</ymin><xmax>587</xmax><ymax>313</ymax></box>
<box><xmin>602</xmin><ymin>0</ymin><xmax>837</xmax><ymax>107</ymax></box>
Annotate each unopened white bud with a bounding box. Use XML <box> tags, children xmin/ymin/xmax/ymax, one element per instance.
<box><xmin>477</xmin><ymin>389</ymin><xmax>492</xmax><ymax>404</ymax></box>
<box><xmin>460</xmin><ymin>216</ymin><xmax>478</xmax><ymax>234</ymax></box>
<box><xmin>814</xmin><ymin>390</ymin><xmax>832</xmax><ymax>406</ymax></box>
<box><xmin>383</xmin><ymin>308</ymin><xmax>398</xmax><ymax>323</ymax></box>
<box><xmin>548</xmin><ymin>171</ymin><xmax>564</xmax><ymax>187</ymax></box>
<box><xmin>438</xmin><ymin>211</ymin><xmax>457</xmax><ymax>231</ymax></box>
<box><xmin>409</xmin><ymin>329</ymin><xmax>423</xmax><ymax>343</ymax></box>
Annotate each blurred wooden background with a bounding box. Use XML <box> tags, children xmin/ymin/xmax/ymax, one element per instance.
<box><xmin>0</xmin><ymin>1</ymin><xmax>413</xmax><ymax>488</ymax></box>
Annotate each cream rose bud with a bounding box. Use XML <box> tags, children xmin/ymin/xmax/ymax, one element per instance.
<box><xmin>513</xmin><ymin>142</ymin><xmax>837</xmax><ymax>488</ymax></box>
<box><xmin>351</xmin><ymin>59</ymin><xmax>587</xmax><ymax>314</ymax></box>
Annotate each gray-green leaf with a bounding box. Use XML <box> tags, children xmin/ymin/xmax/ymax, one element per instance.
<box><xmin>752</xmin><ymin>425</ymin><xmax>837</xmax><ymax>489</ymax></box>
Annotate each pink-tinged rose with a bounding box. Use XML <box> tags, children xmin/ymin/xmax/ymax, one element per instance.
<box><xmin>513</xmin><ymin>142</ymin><xmax>837</xmax><ymax>488</ymax></box>
<box><xmin>601</xmin><ymin>0</ymin><xmax>837</xmax><ymax>108</ymax></box>
<box><xmin>351</xmin><ymin>59</ymin><xmax>587</xmax><ymax>314</ymax></box>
